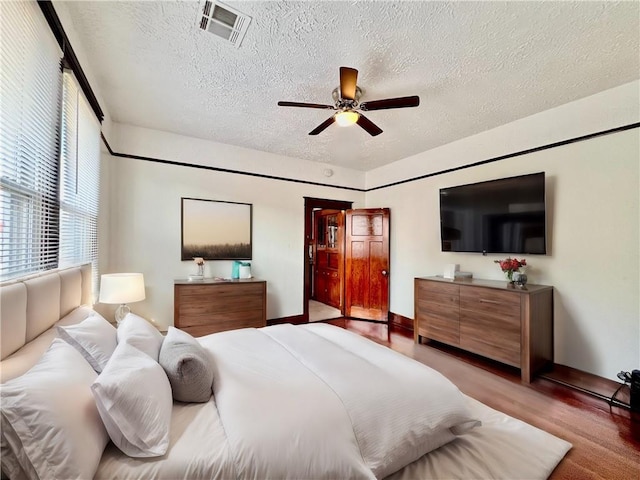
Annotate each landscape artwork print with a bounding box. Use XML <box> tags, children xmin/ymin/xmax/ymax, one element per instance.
<box><xmin>181</xmin><ymin>198</ymin><xmax>252</xmax><ymax>260</ymax></box>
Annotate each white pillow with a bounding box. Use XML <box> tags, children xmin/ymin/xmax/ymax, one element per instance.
<box><xmin>57</xmin><ymin>311</ymin><xmax>117</xmax><ymax>372</ymax></box>
<box><xmin>117</xmin><ymin>312</ymin><xmax>164</xmax><ymax>361</ymax></box>
<box><xmin>91</xmin><ymin>341</ymin><xmax>172</xmax><ymax>458</ymax></box>
<box><xmin>0</xmin><ymin>339</ymin><xmax>109</xmax><ymax>480</ymax></box>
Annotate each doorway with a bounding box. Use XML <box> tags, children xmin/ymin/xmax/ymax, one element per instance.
<box><xmin>311</xmin><ymin>208</ymin><xmax>344</xmax><ymax>321</ymax></box>
<box><xmin>303</xmin><ymin>197</ymin><xmax>353</xmax><ymax>322</ymax></box>
<box><xmin>303</xmin><ymin>197</ymin><xmax>391</xmax><ymax>323</ymax></box>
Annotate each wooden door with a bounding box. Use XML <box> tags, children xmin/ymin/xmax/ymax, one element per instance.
<box><xmin>345</xmin><ymin>208</ymin><xmax>390</xmax><ymax>321</ymax></box>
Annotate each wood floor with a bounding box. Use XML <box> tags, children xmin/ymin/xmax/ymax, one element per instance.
<box><xmin>327</xmin><ymin>318</ymin><xmax>640</xmax><ymax>480</ymax></box>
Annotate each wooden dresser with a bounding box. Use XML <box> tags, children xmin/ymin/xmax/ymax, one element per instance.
<box><xmin>414</xmin><ymin>276</ymin><xmax>553</xmax><ymax>383</ymax></box>
<box><xmin>174</xmin><ymin>278</ymin><xmax>266</xmax><ymax>337</ymax></box>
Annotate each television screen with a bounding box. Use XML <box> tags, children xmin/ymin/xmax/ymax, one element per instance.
<box><xmin>440</xmin><ymin>172</ymin><xmax>546</xmax><ymax>254</ymax></box>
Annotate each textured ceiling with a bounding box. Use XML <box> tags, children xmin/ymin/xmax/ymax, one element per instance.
<box><xmin>63</xmin><ymin>1</ymin><xmax>639</xmax><ymax>171</ymax></box>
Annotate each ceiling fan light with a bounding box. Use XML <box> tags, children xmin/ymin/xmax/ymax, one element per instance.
<box><xmin>335</xmin><ymin>111</ymin><xmax>359</xmax><ymax>127</ymax></box>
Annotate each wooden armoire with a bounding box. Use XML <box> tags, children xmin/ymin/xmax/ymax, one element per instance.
<box><xmin>313</xmin><ymin>209</ymin><xmax>344</xmax><ymax>309</ymax></box>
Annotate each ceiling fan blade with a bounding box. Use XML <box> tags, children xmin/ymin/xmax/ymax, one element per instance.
<box><xmin>278</xmin><ymin>101</ymin><xmax>335</xmax><ymax>110</ymax></box>
<box><xmin>359</xmin><ymin>95</ymin><xmax>420</xmax><ymax>111</ymax></box>
<box><xmin>309</xmin><ymin>116</ymin><xmax>336</xmax><ymax>135</ymax></box>
<box><xmin>356</xmin><ymin>114</ymin><xmax>383</xmax><ymax>136</ymax></box>
<box><xmin>339</xmin><ymin>67</ymin><xmax>358</xmax><ymax>101</ymax></box>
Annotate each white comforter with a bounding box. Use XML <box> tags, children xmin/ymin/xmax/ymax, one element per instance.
<box><xmin>98</xmin><ymin>323</ymin><xmax>479</xmax><ymax>479</ymax></box>
<box><xmin>210</xmin><ymin>323</ymin><xmax>479</xmax><ymax>479</ymax></box>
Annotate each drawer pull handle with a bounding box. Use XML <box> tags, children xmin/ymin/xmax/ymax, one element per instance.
<box><xmin>480</xmin><ymin>298</ymin><xmax>500</xmax><ymax>304</ymax></box>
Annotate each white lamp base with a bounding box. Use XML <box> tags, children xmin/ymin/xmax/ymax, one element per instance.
<box><xmin>115</xmin><ymin>304</ymin><xmax>131</xmax><ymax>325</ymax></box>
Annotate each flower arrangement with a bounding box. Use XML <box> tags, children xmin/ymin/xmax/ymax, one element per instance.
<box><xmin>494</xmin><ymin>257</ymin><xmax>526</xmax><ymax>283</ymax></box>
<box><xmin>193</xmin><ymin>257</ymin><xmax>205</xmax><ymax>277</ymax></box>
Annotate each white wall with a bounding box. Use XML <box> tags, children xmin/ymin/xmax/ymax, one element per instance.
<box><xmin>111</xmin><ymin>124</ymin><xmax>366</xmax><ymax>191</ymax></box>
<box><xmin>103</xmin><ymin>128</ymin><xmax>365</xmax><ymax>329</ymax></box>
<box><xmin>366</xmin><ymin>83</ymin><xmax>640</xmax><ymax>381</ymax></box>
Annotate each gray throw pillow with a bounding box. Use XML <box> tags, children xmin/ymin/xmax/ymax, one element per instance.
<box><xmin>158</xmin><ymin>327</ymin><xmax>214</xmax><ymax>403</ymax></box>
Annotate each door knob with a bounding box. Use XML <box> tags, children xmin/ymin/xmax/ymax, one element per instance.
<box><xmin>381</xmin><ymin>270</ymin><xmax>388</xmax><ymax>276</ymax></box>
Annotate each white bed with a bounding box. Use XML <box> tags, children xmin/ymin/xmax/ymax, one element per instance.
<box><xmin>0</xmin><ymin>266</ymin><xmax>571</xmax><ymax>479</ymax></box>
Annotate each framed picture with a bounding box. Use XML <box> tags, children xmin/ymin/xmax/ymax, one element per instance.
<box><xmin>181</xmin><ymin>197</ymin><xmax>252</xmax><ymax>260</ymax></box>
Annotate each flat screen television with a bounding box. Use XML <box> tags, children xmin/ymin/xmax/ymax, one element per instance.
<box><xmin>439</xmin><ymin>172</ymin><xmax>546</xmax><ymax>254</ymax></box>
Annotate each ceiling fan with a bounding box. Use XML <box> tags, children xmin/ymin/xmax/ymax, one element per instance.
<box><xmin>277</xmin><ymin>67</ymin><xmax>420</xmax><ymax>137</ymax></box>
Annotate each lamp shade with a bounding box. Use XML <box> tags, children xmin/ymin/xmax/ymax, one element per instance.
<box><xmin>99</xmin><ymin>273</ymin><xmax>145</xmax><ymax>304</ymax></box>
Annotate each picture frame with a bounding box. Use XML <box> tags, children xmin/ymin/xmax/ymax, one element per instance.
<box><xmin>181</xmin><ymin>197</ymin><xmax>252</xmax><ymax>260</ymax></box>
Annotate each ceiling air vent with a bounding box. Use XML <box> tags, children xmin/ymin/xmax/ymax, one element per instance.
<box><xmin>198</xmin><ymin>1</ymin><xmax>252</xmax><ymax>48</ymax></box>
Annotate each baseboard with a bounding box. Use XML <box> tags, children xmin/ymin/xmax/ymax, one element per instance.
<box><xmin>540</xmin><ymin>364</ymin><xmax>630</xmax><ymax>410</ymax></box>
<box><xmin>388</xmin><ymin>311</ymin><xmax>413</xmax><ymax>333</ymax></box>
<box><xmin>267</xmin><ymin>314</ymin><xmax>307</xmax><ymax>326</ymax></box>
<box><xmin>418</xmin><ymin>336</ymin><xmax>630</xmax><ymax>410</ymax></box>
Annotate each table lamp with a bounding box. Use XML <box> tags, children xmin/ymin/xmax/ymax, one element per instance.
<box><xmin>99</xmin><ymin>273</ymin><xmax>146</xmax><ymax>324</ymax></box>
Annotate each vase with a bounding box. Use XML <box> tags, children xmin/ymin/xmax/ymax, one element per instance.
<box><xmin>504</xmin><ymin>271</ymin><xmax>515</xmax><ymax>283</ymax></box>
<box><xmin>513</xmin><ymin>272</ymin><xmax>528</xmax><ymax>288</ymax></box>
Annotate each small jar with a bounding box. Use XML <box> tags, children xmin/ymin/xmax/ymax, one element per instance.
<box><xmin>513</xmin><ymin>272</ymin><xmax>528</xmax><ymax>287</ymax></box>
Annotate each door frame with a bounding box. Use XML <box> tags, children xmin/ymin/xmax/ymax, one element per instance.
<box><xmin>303</xmin><ymin>197</ymin><xmax>353</xmax><ymax>322</ymax></box>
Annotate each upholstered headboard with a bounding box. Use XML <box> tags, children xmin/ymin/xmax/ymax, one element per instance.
<box><xmin>0</xmin><ymin>264</ymin><xmax>92</xmax><ymax>382</ymax></box>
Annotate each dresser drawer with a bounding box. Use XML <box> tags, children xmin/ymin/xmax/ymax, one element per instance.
<box><xmin>180</xmin><ymin>309</ymin><xmax>265</xmax><ymax>331</ymax></box>
<box><xmin>177</xmin><ymin>294</ymin><xmax>264</xmax><ymax>318</ymax></box>
<box><xmin>459</xmin><ymin>309</ymin><xmax>521</xmax><ymax>367</ymax></box>
<box><xmin>416</xmin><ymin>279</ymin><xmax>459</xmax><ymax>298</ymax></box>
<box><xmin>176</xmin><ymin>282</ymin><xmax>263</xmax><ymax>300</ymax></box>
<box><xmin>174</xmin><ymin>280</ymin><xmax>266</xmax><ymax>336</ymax></box>
<box><xmin>460</xmin><ymin>287</ymin><xmax>520</xmax><ymax>318</ymax></box>
<box><xmin>459</xmin><ymin>286</ymin><xmax>520</xmax><ymax>366</ymax></box>
<box><xmin>415</xmin><ymin>280</ymin><xmax>460</xmax><ymax>346</ymax></box>
<box><xmin>417</xmin><ymin>313</ymin><xmax>459</xmax><ymax>345</ymax></box>
<box><xmin>180</xmin><ymin>318</ymin><xmax>264</xmax><ymax>337</ymax></box>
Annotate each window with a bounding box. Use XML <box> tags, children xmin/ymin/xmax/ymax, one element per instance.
<box><xmin>59</xmin><ymin>71</ymin><xmax>101</xmax><ymax>289</ymax></box>
<box><xmin>0</xmin><ymin>1</ymin><xmax>101</xmax><ymax>286</ymax></box>
<box><xmin>0</xmin><ymin>1</ymin><xmax>63</xmax><ymax>280</ymax></box>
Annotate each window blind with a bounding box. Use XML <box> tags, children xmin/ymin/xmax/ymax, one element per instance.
<box><xmin>0</xmin><ymin>1</ymin><xmax>63</xmax><ymax>281</ymax></box>
<box><xmin>59</xmin><ymin>70</ymin><xmax>101</xmax><ymax>293</ymax></box>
